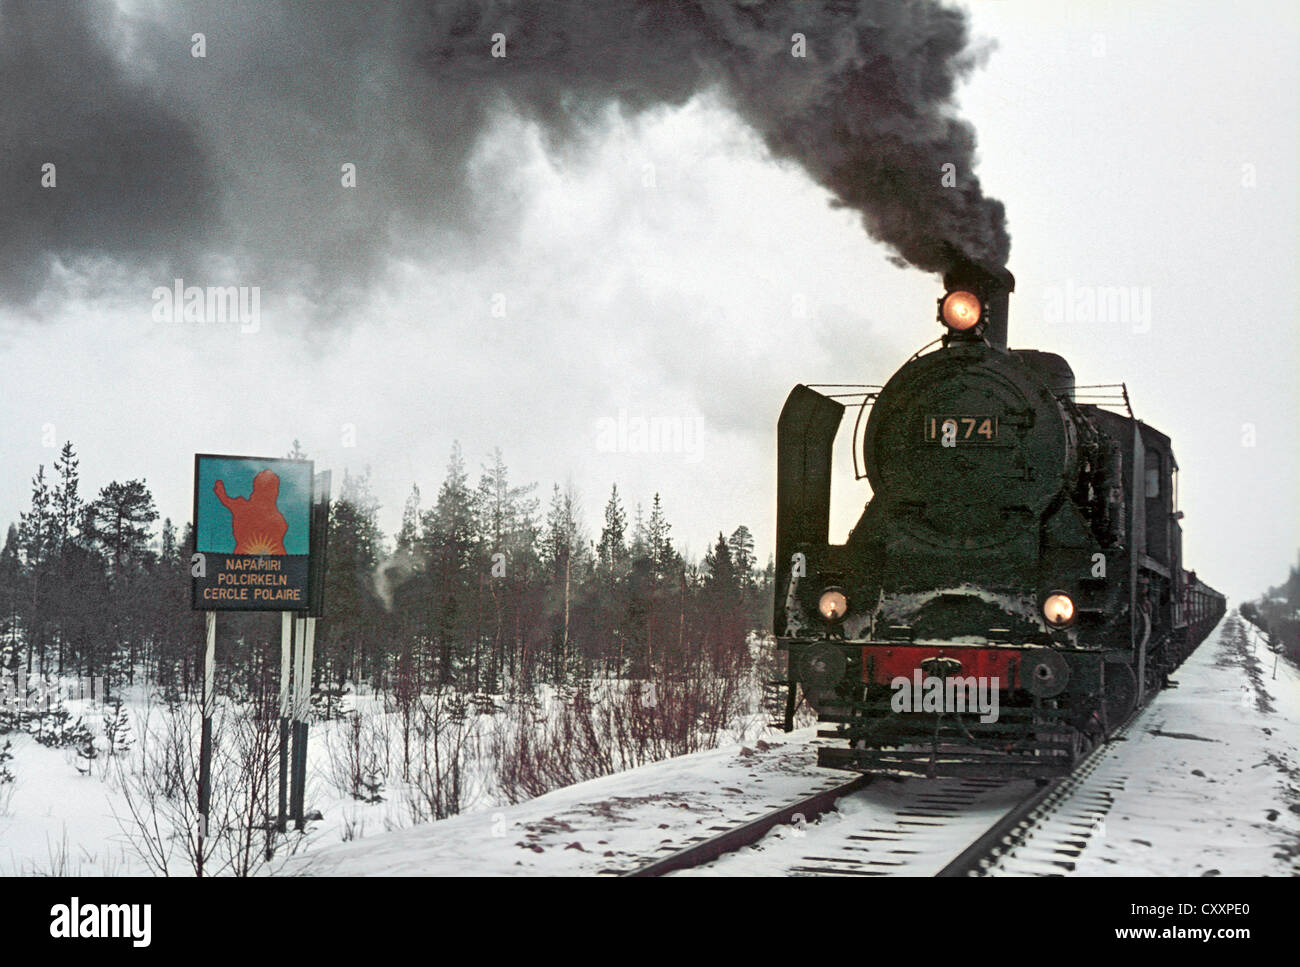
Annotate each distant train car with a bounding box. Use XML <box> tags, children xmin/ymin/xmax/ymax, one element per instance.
<box><xmin>774</xmin><ymin>259</ymin><xmax>1225</xmax><ymax>777</ymax></box>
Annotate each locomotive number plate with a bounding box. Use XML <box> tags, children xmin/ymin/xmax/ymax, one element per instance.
<box><xmin>923</xmin><ymin>414</ymin><xmax>998</xmax><ymax>445</ymax></box>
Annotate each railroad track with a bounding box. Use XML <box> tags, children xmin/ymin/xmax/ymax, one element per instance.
<box><xmin>936</xmin><ymin>716</ymin><xmax>1134</xmax><ymax>876</ymax></box>
<box><xmin>621</xmin><ymin>706</ymin><xmax>1145</xmax><ymax>877</ymax></box>
<box><xmin>618</xmin><ymin>769</ymin><xmax>1034</xmax><ymax>877</ymax></box>
<box><xmin>619</xmin><ymin>773</ymin><xmax>873</xmax><ymax>877</ymax></box>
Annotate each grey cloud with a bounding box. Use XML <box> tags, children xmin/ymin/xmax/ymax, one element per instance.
<box><xmin>1</xmin><ymin>0</ymin><xmax>1006</xmax><ymax>310</ymax></box>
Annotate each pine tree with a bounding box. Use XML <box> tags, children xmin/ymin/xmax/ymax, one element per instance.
<box><xmin>476</xmin><ymin>448</ymin><xmax>540</xmax><ymax>580</ymax></box>
<box><xmin>727</xmin><ymin>526</ymin><xmax>756</xmax><ymax>592</ymax></box>
<box><xmin>418</xmin><ymin>443</ymin><xmax>479</xmax><ymax>684</ymax></box>
<box><xmin>82</xmin><ymin>480</ymin><xmax>158</xmax><ymax>576</ymax></box>
<box><xmin>33</xmin><ymin>696</ymin><xmax>72</xmax><ymax>747</ymax></box>
<box><xmin>47</xmin><ymin>442</ymin><xmax>86</xmax><ymax>678</ymax></box>
<box><xmin>596</xmin><ymin>484</ymin><xmax>628</xmax><ymax>579</ymax></box>
<box><xmin>395</xmin><ymin>484</ymin><xmax>422</xmax><ymax>555</ymax></box>
<box><xmin>474</xmin><ymin>451</ymin><xmax>540</xmax><ymax>692</ymax></box>
<box><xmin>19</xmin><ymin>466</ymin><xmax>56</xmax><ymax>566</ymax></box>
<box><xmin>705</xmin><ymin>533</ymin><xmax>737</xmax><ymax>595</ymax></box>
<box><xmin>320</xmin><ymin>468</ymin><xmax>387</xmax><ymax>710</ymax></box>
<box><xmin>0</xmin><ymin>525</ymin><xmax>20</xmax><ymax>667</ymax></box>
<box><xmin>701</xmin><ymin>533</ymin><xmax>747</xmax><ymax>665</ymax></box>
<box><xmin>82</xmin><ymin>480</ymin><xmax>157</xmax><ymax>688</ymax></box>
<box><xmin>148</xmin><ymin>520</ymin><xmax>195</xmax><ymax>695</ymax></box>
<box><xmin>102</xmin><ymin>698</ymin><xmax>133</xmax><ymax>757</ymax></box>
<box><xmin>52</xmin><ymin>443</ymin><xmax>82</xmax><ymax>555</ymax></box>
<box><xmin>542</xmin><ymin>485</ymin><xmax>570</xmax><ymax>578</ymax></box>
<box><xmin>478</xmin><ymin>450</ymin><xmax>512</xmax><ymax>551</ymax></box>
<box><xmin>75</xmin><ymin>726</ymin><xmax>98</xmax><ymax>776</ymax></box>
<box><xmin>0</xmin><ymin>739</ymin><xmax>14</xmax><ymax>811</ymax></box>
<box><xmin>427</xmin><ymin>444</ymin><xmax>477</xmax><ymax>574</ymax></box>
<box><xmin>629</xmin><ymin>503</ymin><xmax>648</xmax><ymax>563</ymax></box>
<box><xmin>646</xmin><ymin>494</ymin><xmax>677</xmax><ymax>581</ymax></box>
<box><xmin>18</xmin><ymin>466</ymin><xmax>57</xmax><ymax>675</ymax></box>
<box><xmin>160</xmin><ymin>518</ymin><xmax>177</xmax><ymax>561</ymax></box>
<box><xmin>542</xmin><ymin>484</ymin><xmax>588</xmax><ymax>681</ymax></box>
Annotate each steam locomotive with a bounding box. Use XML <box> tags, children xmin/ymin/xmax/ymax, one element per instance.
<box><xmin>774</xmin><ymin>260</ymin><xmax>1225</xmax><ymax>777</ymax></box>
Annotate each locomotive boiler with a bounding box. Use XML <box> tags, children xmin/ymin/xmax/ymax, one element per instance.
<box><xmin>775</xmin><ymin>259</ymin><xmax>1224</xmax><ymax>777</ymax></box>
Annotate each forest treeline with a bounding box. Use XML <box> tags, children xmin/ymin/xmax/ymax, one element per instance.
<box><xmin>1240</xmin><ymin>553</ymin><xmax>1300</xmax><ymax>664</ymax></box>
<box><xmin>0</xmin><ymin>440</ymin><xmax>775</xmax><ymax>711</ymax></box>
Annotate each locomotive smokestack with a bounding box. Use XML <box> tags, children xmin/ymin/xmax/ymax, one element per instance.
<box><xmin>943</xmin><ymin>258</ymin><xmax>1015</xmax><ymax>352</ymax></box>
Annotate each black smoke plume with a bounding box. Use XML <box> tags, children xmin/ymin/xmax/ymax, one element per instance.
<box><xmin>0</xmin><ymin>0</ymin><xmax>1007</xmax><ymax>307</ymax></box>
<box><xmin>422</xmin><ymin>0</ymin><xmax>1010</xmax><ymax>272</ymax></box>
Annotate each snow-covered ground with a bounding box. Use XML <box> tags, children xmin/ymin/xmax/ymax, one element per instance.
<box><xmin>0</xmin><ymin>686</ymin><xmax>153</xmax><ymax>876</ymax></box>
<box><xmin>289</xmin><ymin>612</ymin><xmax>1299</xmax><ymax>876</ymax></box>
<box><xmin>3</xmin><ymin>613</ymin><xmax>1296</xmax><ymax>876</ymax></box>
<box><xmin>0</xmin><ymin>685</ymin><xmax>522</xmax><ymax>875</ymax></box>
<box><xmin>0</xmin><ymin>676</ymin><xmax>774</xmax><ymax>875</ymax></box>
<box><xmin>288</xmin><ymin>729</ymin><xmax>841</xmax><ymax>876</ymax></box>
<box><xmin>1067</xmin><ymin>614</ymin><xmax>1300</xmax><ymax>875</ymax></box>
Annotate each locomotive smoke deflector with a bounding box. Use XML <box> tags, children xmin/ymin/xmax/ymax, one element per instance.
<box><xmin>774</xmin><ymin>385</ymin><xmax>844</xmax><ymax>638</ymax></box>
<box><xmin>939</xmin><ymin>257</ymin><xmax>1016</xmax><ymax>352</ymax></box>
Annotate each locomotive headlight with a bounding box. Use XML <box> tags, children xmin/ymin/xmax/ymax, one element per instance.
<box><xmin>818</xmin><ymin>588</ymin><xmax>848</xmax><ymax>622</ymax></box>
<box><xmin>1042</xmin><ymin>592</ymin><xmax>1075</xmax><ymax>627</ymax></box>
<box><xmin>940</xmin><ymin>289</ymin><xmax>982</xmax><ymax>331</ymax></box>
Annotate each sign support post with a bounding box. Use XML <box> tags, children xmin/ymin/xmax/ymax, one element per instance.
<box><xmin>277</xmin><ymin>610</ymin><xmax>292</xmax><ymax>833</ymax></box>
<box><xmin>291</xmin><ymin>613</ymin><xmax>308</xmax><ymax>828</ymax></box>
<box><xmin>292</xmin><ymin>469</ymin><xmax>330</xmax><ymax>830</ymax></box>
<box><xmin>299</xmin><ymin>615</ymin><xmax>316</xmax><ymax>827</ymax></box>
<box><xmin>198</xmin><ymin>609</ymin><xmax>216</xmax><ymax>877</ymax></box>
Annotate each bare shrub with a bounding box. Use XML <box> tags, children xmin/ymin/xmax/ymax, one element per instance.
<box><xmin>404</xmin><ymin>686</ymin><xmax>479</xmax><ymax>823</ymax></box>
<box><xmin>325</xmin><ymin>710</ymin><xmax>387</xmax><ymax>803</ymax></box>
<box><xmin>114</xmin><ymin>696</ymin><xmax>309</xmax><ymax>876</ymax></box>
<box><xmin>339</xmin><ymin>807</ymin><xmax>365</xmax><ymax>842</ymax></box>
<box><xmin>494</xmin><ymin>648</ymin><xmax>757</xmax><ymax>804</ymax></box>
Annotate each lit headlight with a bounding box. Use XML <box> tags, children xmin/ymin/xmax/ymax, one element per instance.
<box><xmin>1042</xmin><ymin>592</ymin><xmax>1075</xmax><ymax>627</ymax></box>
<box><xmin>818</xmin><ymin>588</ymin><xmax>848</xmax><ymax>622</ymax></box>
<box><xmin>940</xmin><ymin>290</ymin><xmax>982</xmax><ymax>331</ymax></box>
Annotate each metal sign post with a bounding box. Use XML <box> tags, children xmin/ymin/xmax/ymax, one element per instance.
<box><xmin>197</xmin><ymin>610</ymin><xmax>217</xmax><ymax>877</ymax></box>
<box><xmin>277</xmin><ymin>610</ymin><xmax>292</xmax><ymax>833</ymax></box>
<box><xmin>291</xmin><ymin>613</ymin><xmax>308</xmax><ymax>827</ymax></box>
<box><xmin>300</xmin><ymin>616</ymin><xmax>317</xmax><ymax>826</ymax></box>
<box><xmin>289</xmin><ymin>470</ymin><xmax>331</xmax><ymax>829</ymax></box>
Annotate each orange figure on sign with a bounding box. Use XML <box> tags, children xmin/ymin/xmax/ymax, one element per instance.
<box><xmin>214</xmin><ymin>469</ymin><xmax>288</xmax><ymax>554</ymax></box>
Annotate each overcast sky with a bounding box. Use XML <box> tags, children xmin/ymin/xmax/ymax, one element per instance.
<box><xmin>0</xmin><ymin>0</ymin><xmax>1295</xmax><ymax>603</ymax></box>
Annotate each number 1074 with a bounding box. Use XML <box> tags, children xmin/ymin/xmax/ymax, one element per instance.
<box><xmin>924</xmin><ymin>415</ymin><xmax>998</xmax><ymax>444</ymax></box>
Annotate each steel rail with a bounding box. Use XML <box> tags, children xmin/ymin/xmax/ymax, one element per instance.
<box><xmin>934</xmin><ymin>703</ymin><xmax>1142</xmax><ymax>877</ymax></box>
<box><xmin>620</xmin><ymin>774</ymin><xmax>872</xmax><ymax>877</ymax></box>
<box><xmin>932</xmin><ymin>772</ymin><xmax>1073</xmax><ymax>877</ymax></box>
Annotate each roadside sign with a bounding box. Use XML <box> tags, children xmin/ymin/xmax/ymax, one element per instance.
<box><xmin>192</xmin><ymin>454</ymin><xmax>314</xmax><ymax>611</ymax></box>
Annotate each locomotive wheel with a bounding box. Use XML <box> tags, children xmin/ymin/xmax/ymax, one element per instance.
<box><xmin>1102</xmin><ymin>663</ymin><xmax>1137</xmax><ymax>735</ymax></box>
